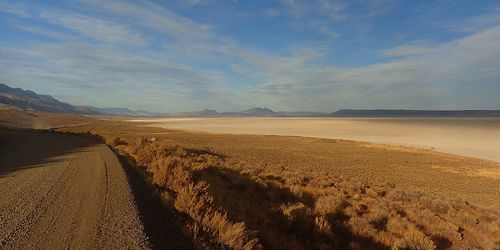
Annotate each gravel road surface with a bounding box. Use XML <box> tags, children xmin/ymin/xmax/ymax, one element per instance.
<box><xmin>0</xmin><ymin>129</ymin><xmax>150</xmax><ymax>249</ymax></box>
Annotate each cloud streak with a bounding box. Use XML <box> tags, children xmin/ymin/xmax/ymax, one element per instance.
<box><xmin>0</xmin><ymin>0</ymin><xmax>499</xmax><ymax>112</ymax></box>
<box><xmin>245</xmin><ymin>24</ymin><xmax>500</xmax><ymax>110</ymax></box>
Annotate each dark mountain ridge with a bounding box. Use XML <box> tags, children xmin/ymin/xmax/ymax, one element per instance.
<box><xmin>0</xmin><ymin>83</ymin><xmax>78</xmax><ymax>113</ymax></box>
<box><xmin>331</xmin><ymin>109</ymin><xmax>500</xmax><ymax>117</ymax></box>
<box><xmin>2</xmin><ymin>83</ymin><xmax>499</xmax><ymax>117</ymax></box>
<box><xmin>0</xmin><ymin>83</ymin><xmax>159</xmax><ymax>116</ymax></box>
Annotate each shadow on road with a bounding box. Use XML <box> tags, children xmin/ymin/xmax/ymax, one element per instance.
<box><xmin>0</xmin><ymin>128</ymin><xmax>99</xmax><ymax>177</ymax></box>
<box><xmin>118</xmin><ymin>154</ymin><xmax>195</xmax><ymax>250</ymax></box>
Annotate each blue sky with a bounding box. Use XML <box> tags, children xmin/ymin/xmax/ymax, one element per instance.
<box><xmin>1</xmin><ymin>0</ymin><xmax>500</xmax><ymax>112</ymax></box>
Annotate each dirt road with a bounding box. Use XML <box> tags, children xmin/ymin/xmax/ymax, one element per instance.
<box><xmin>0</xmin><ymin>129</ymin><xmax>149</xmax><ymax>249</ymax></box>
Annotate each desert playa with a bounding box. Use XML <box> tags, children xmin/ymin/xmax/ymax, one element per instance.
<box><xmin>131</xmin><ymin>117</ymin><xmax>500</xmax><ymax>162</ymax></box>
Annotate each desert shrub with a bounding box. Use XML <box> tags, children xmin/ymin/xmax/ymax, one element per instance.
<box><xmin>169</xmin><ymin>164</ymin><xmax>193</xmax><ymax>189</ymax></box>
<box><xmin>121</xmin><ymin>141</ymin><xmax>262</xmax><ymax>249</ymax></box>
<box><xmin>201</xmin><ymin>210</ymin><xmax>260</xmax><ymax>250</ymax></box>
<box><xmin>191</xmin><ymin>154</ymin><xmax>223</xmax><ymax>170</ymax></box>
<box><xmin>149</xmin><ymin>156</ymin><xmax>175</xmax><ymax>186</ymax></box>
<box><xmin>386</xmin><ymin>216</ymin><xmax>410</xmax><ymax>236</ymax></box>
<box><xmin>428</xmin><ymin>200</ymin><xmax>451</xmax><ymax>215</ymax></box>
<box><xmin>216</xmin><ymin>219</ymin><xmax>259</xmax><ymax>250</ymax></box>
<box><xmin>494</xmin><ymin>241</ymin><xmax>500</xmax><ymax>250</ymax></box>
<box><xmin>430</xmin><ymin>220</ymin><xmax>461</xmax><ymax>241</ymax></box>
<box><xmin>289</xmin><ymin>185</ymin><xmax>304</xmax><ymax>198</ymax></box>
<box><xmin>367</xmin><ymin>210</ymin><xmax>389</xmax><ymax>231</ymax></box>
<box><xmin>282</xmin><ymin>202</ymin><xmax>312</xmax><ymax>226</ymax></box>
<box><xmin>174</xmin><ymin>182</ymin><xmax>213</xmax><ymax>219</ymax></box>
<box><xmin>339</xmin><ymin>181</ymin><xmax>365</xmax><ymax>195</ymax></box>
<box><xmin>314</xmin><ymin>216</ymin><xmax>333</xmax><ymax>236</ymax></box>
<box><xmin>410</xmin><ymin>209</ymin><xmax>462</xmax><ymax>241</ymax></box>
<box><xmin>392</xmin><ymin>225</ymin><xmax>435</xmax><ymax>250</ymax></box>
<box><xmin>447</xmin><ymin>209</ymin><xmax>479</xmax><ymax>228</ymax></box>
<box><xmin>366</xmin><ymin>188</ymin><xmax>379</xmax><ymax>198</ymax></box>
<box><xmin>159</xmin><ymin>191</ymin><xmax>175</xmax><ymax>207</ymax></box>
<box><xmin>314</xmin><ymin>193</ymin><xmax>346</xmax><ymax>216</ymax></box>
<box><xmin>348</xmin><ymin>216</ymin><xmax>377</xmax><ymax>238</ymax></box>
<box><xmin>386</xmin><ymin>188</ymin><xmax>425</xmax><ymax>203</ymax></box>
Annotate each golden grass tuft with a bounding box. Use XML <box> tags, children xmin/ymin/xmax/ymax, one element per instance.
<box><xmin>392</xmin><ymin>225</ymin><xmax>436</xmax><ymax>250</ymax></box>
<box><xmin>314</xmin><ymin>216</ymin><xmax>333</xmax><ymax>236</ymax></box>
<box><xmin>282</xmin><ymin>203</ymin><xmax>311</xmax><ymax>226</ymax></box>
<box><xmin>314</xmin><ymin>193</ymin><xmax>346</xmax><ymax>216</ymax></box>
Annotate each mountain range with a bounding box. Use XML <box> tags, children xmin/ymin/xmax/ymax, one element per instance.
<box><xmin>168</xmin><ymin>107</ymin><xmax>326</xmax><ymax>117</ymax></box>
<box><xmin>0</xmin><ymin>83</ymin><xmax>77</xmax><ymax>113</ymax></box>
<box><xmin>1</xmin><ymin>83</ymin><xmax>499</xmax><ymax>117</ymax></box>
<box><xmin>0</xmin><ymin>83</ymin><xmax>160</xmax><ymax>116</ymax></box>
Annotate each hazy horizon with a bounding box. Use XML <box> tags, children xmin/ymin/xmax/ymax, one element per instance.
<box><xmin>2</xmin><ymin>0</ymin><xmax>500</xmax><ymax>112</ymax></box>
<box><xmin>131</xmin><ymin>116</ymin><xmax>500</xmax><ymax>162</ymax></box>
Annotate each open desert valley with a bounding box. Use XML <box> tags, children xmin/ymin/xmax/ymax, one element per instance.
<box><xmin>2</xmin><ymin>1</ymin><xmax>500</xmax><ymax>249</ymax></box>
<box><xmin>131</xmin><ymin>117</ymin><xmax>500</xmax><ymax>162</ymax></box>
<box><xmin>2</xmin><ymin>108</ymin><xmax>499</xmax><ymax>249</ymax></box>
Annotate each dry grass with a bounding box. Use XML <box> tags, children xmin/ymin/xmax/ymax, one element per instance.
<box><xmin>123</xmin><ymin>139</ymin><xmax>261</xmax><ymax>249</ymax></box>
<box><xmin>6</xmin><ymin>111</ymin><xmax>498</xmax><ymax>249</ymax></box>
<box><xmin>315</xmin><ymin>194</ymin><xmax>346</xmax><ymax>217</ymax></box>
<box><xmin>392</xmin><ymin>225</ymin><xmax>435</xmax><ymax>250</ymax></box>
<box><xmin>81</xmin><ymin>132</ymin><xmax>499</xmax><ymax>249</ymax></box>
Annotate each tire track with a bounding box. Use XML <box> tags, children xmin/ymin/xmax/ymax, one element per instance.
<box><xmin>0</xmin><ymin>156</ymin><xmax>75</xmax><ymax>248</ymax></box>
<box><xmin>0</xmin><ymin>129</ymin><xmax>149</xmax><ymax>249</ymax></box>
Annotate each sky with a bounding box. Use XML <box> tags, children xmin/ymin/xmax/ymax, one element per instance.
<box><xmin>1</xmin><ymin>0</ymin><xmax>500</xmax><ymax>112</ymax></box>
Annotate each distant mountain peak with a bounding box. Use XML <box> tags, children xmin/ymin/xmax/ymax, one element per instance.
<box><xmin>240</xmin><ymin>107</ymin><xmax>276</xmax><ymax>115</ymax></box>
<box><xmin>199</xmin><ymin>109</ymin><xmax>220</xmax><ymax>115</ymax></box>
<box><xmin>200</xmin><ymin>108</ymin><xmax>219</xmax><ymax>112</ymax></box>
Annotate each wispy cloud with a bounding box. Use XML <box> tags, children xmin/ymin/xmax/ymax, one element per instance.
<box><xmin>0</xmin><ymin>1</ymin><xmax>30</xmax><ymax>17</ymax></box>
<box><xmin>448</xmin><ymin>5</ymin><xmax>500</xmax><ymax>33</ymax></box>
<box><xmin>382</xmin><ymin>43</ymin><xmax>432</xmax><ymax>57</ymax></box>
<box><xmin>244</xmin><ymin>25</ymin><xmax>500</xmax><ymax>110</ymax></box>
<box><xmin>278</xmin><ymin>0</ymin><xmax>398</xmax><ymax>39</ymax></box>
<box><xmin>0</xmin><ymin>0</ymin><xmax>499</xmax><ymax>112</ymax></box>
<box><xmin>84</xmin><ymin>0</ymin><xmax>214</xmax><ymax>42</ymax></box>
<box><xmin>38</xmin><ymin>11</ymin><xmax>147</xmax><ymax>45</ymax></box>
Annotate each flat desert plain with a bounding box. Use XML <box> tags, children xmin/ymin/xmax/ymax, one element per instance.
<box><xmin>130</xmin><ymin>117</ymin><xmax>500</xmax><ymax>162</ymax></box>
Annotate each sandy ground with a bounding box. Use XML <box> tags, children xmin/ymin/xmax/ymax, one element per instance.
<box><xmin>0</xmin><ymin>129</ymin><xmax>149</xmax><ymax>249</ymax></box>
<box><xmin>130</xmin><ymin>117</ymin><xmax>500</xmax><ymax>162</ymax></box>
